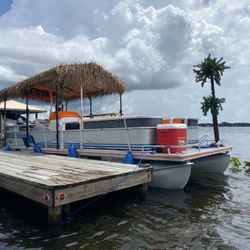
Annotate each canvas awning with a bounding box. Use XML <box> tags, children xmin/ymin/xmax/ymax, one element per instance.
<box><xmin>0</xmin><ymin>63</ymin><xmax>125</xmax><ymax>103</ymax></box>
<box><xmin>0</xmin><ymin>100</ymin><xmax>46</xmax><ymax>114</ymax></box>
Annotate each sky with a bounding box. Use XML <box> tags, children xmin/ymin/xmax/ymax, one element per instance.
<box><xmin>0</xmin><ymin>0</ymin><xmax>249</xmax><ymax>122</ymax></box>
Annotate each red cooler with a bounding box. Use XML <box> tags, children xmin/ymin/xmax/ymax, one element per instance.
<box><xmin>157</xmin><ymin>124</ymin><xmax>187</xmax><ymax>153</ymax></box>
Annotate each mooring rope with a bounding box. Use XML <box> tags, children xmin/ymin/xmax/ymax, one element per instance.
<box><xmin>60</xmin><ymin>163</ymin><xmax>139</xmax><ymax>225</ymax></box>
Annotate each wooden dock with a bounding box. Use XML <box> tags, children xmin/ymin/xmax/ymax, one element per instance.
<box><xmin>0</xmin><ymin>151</ymin><xmax>152</xmax><ymax>223</ymax></box>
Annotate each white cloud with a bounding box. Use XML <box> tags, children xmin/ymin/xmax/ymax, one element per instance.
<box><xmin>0</xmin><ymin>64</ymin><xmax>25</xmax><ymax>85</ymax></box>
<box><xmin>0</xmin><ymin>0</ymin><xmax>249</xmax><ymax>122</ymax></box>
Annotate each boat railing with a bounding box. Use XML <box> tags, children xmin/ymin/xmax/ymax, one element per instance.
<box><xmin>5</xmin><ymin>124</ymin><xmax>25</xmax><ymax>147</ymax></box>
<box><xmin>83</xmin><ymin>112</ymin><xmax>120</xmax><ymax>118</ymax></box>
<box><xmin>7</xmin><ymin>122</ymin><xmax>224</xmax><ymax>155</ymax></box>
<box><xmin>199</xmin><ymin>134</ymin><xmax>208</xmax><ymax>145</ymax></box>
<box><xmin>5</xmin><ymin>124</ymin><xmax>53</xmax><ymax>148</ymax></box>
<box><xmin>141</xmin><ymin>140</ymin><xmax>222</xmax><ymax>155</ymax></box>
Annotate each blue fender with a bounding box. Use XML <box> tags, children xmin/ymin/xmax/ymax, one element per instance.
<box><xmin>68</xmin><ymin>144</ymin><xmax>78</xmax><ymax>158</ymax></box>
<box><xmin>123</xmin><ymin>151</ymin><xmax>134</xmax><ymax>164</ymax></box>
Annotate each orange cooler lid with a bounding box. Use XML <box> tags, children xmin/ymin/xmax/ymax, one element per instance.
<box><xmin>48</xmin><ymin>111</ymin><xmax>81</xmax><ymax>123</ymax></box>
<box><xmin>157</xmin><ymin>124</ymin><xmax>187</xmax><ymax>129</ymax></box>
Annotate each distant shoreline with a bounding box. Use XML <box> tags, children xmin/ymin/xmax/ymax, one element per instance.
<box><xmin>199</xmin><ymin>122</ymin><xmax>250</xmax><ymax>127</ymax></box>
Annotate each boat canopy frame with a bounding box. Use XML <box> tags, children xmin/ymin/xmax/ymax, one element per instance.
<box><xmin>0</xmin><ymin>63</ymin><xmax>126</xmax><ymax>148</ymax></box>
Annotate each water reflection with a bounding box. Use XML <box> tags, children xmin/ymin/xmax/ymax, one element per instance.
<box><xmin>0</xmin><ymin>170</ymin><xmax>249</xmax><ymax>249</ymax></box>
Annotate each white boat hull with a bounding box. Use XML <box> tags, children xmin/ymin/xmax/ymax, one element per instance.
<box><xmin>150</xmin><ymin>162</ymin><xmax>192</xmax><ymax>189</ymax></box>
<box><xmin>98</xmin><ymin>157</ymin><xmax>192</xmax><ymax>190</ymax></box>
<box><xmin>191</xmin><ymin>153</ymin><xmax>230</xmax><ymax>174</ymax></box>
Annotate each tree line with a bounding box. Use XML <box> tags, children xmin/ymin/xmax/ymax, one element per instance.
<box><xmin>199</xmin><ymin>122</ymin><xmax>250</xmax><ymax>127</ymax></box>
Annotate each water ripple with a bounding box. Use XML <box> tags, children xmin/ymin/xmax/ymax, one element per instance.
<box><xmin>0</xmin><ymin>127</ymin><xmax>250</xmax><ymax>249</ymax></box>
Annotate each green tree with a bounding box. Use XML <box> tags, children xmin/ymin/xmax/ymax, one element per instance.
<box><xmin>193</xmin><ymin>55</ymin><xmax>230</xmax><ymax>142</ymax></box>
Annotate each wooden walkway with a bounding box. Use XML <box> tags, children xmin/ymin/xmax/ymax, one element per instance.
<box><xmin>0</xmin><ymin>151</ymin><xmax>152</xmax><ymax>223</ymax></box>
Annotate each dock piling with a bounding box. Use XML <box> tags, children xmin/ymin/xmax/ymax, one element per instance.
<box><xmin>48</xmin><ymin>206</ymin><xmax>63</xmax><ymax>224</ymax></box>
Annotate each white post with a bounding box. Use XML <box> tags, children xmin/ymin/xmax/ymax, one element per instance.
<box><xmin>80</xmin><ymin>85</ymin><xmax>83</xmax><ymax>150</ymax></box>
<box><xmin>167</xmin><ymin>147</ymin><xmax>171</xmax><ymax>155</ymax></box>
<box><xmin>60</xmin><ymin>123</ymin><xmax>64</xmax><ymax>149</ymax></box>
<box><xmin>50</xmin><ymin>92</ymin><xmax>53</xmax><ymax>113</ymax></box>
<box><xmin>184</xmin><ymin>117</ymin><xmax>188</xmax><ymax>125</ymax></box>
<box><xmin>123</xmin><ymin>117</ymin><xmax>131</xmax><ymax>151</ymax></box>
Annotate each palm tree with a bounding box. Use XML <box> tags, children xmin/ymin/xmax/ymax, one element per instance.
<box><xmin>193</xmin><ymin>55</ymin><xmax>230</xmax><ymax>142</ymax></box>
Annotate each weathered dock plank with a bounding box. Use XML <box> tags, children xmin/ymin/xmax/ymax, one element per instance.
<box><xmin>0</xmin><ymin>151</ymin><xmax>152</xmax><ymax>223</ymax></box>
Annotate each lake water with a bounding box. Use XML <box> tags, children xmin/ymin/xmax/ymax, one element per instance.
<box><xmin>0</xmin><ymin>127</ymin><xmax>250</xmax><ymax>249</ymax></box>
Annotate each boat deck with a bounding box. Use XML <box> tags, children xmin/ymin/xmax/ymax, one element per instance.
<box><xmin>38</xmin><ymin>145</ymin><xmax>232</xmax><ymax>162</ymax></box>
<box><xmin>0</xmin><ymin>151</ymin><xmax>152</xmax><ymax>223</ymax></box>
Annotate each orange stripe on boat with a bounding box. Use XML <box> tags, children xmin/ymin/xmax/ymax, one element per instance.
<box><xmin>48</xmin><ymin>111</ymin><xmax>81</xmax><ymax>123</ymax></box>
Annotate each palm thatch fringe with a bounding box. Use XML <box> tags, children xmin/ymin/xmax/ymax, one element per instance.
<box><xmin>0</xmin><ymin>63</ymin><xmax>125</xmax><ymax>103</ymax></box>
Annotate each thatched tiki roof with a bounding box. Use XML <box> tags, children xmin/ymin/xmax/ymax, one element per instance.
<box><xmin>0</xmin><ymin>63</ymin><xmax>125</xmax><ymax>103</ymax></box>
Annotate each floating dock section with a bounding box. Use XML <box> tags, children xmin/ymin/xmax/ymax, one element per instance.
<box><xmin>0</xmin><ymin>151</ymin><xmax>151</xmax><ymax>223</ymax></box>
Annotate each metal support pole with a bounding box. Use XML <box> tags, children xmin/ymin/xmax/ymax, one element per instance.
<box><xmin>119</xmin><ymin>94</ymin><xmax>123</xmax><ymax>116</ymax></box>
<box><xmin>60</xmin><ymin>124</ymin><xmax>64</xmax><ymax>149</ymax></box>
<box><xmin>50</xmin><ymin>91</ymin><xmax>53</xmax><ymax>113</ymax></box>
<box><xmin>80</xmin><ymin>85</ymin><xmax>83</xmax><ymax>150</ymax></box>
<box><xmin>14</xmin><ymin>126</ymin><xmax>17</xmax><ymax>146</ymax></box>
<box><xmin>55</xmin><ymin>84</ymin><xmax>59</xmax><ymax>149</ymax></box>
<box><xmin>89</xmin><ymin>97</ymin><xmax>93</xmax><ymax>118</ymax></box>
<box><xmin>0</xmin><ymin>111</ymin><xmax>2</xmax><ymax>136</ymax></box>
<box><xmin>3</xmin><ymin>95</ymin><xmax>7</xmax><ymax>147</ymax></box>
<box><xmin>65</xmin><ymin>100</ymin><xmax>68</xmax><ymax>111</ymax></box>
<box><xmin>26</xmin><ymin>95</ymin><xmax>29</xmax><ymax>147</ymax></box>
<box><xmin>123</xmin><ymin>117</ymin><xmax>131</xmax><ymax>151</ymax></box>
